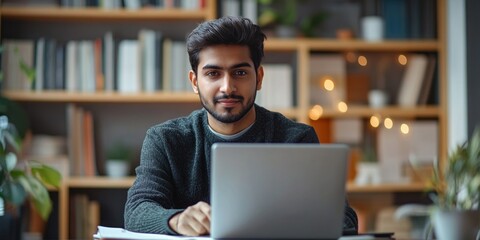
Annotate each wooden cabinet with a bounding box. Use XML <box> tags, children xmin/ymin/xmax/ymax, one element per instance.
<box><xmin>1</xmin><ymin>0</ymin><xmax>446</xmax><ymax>237</ymax></box>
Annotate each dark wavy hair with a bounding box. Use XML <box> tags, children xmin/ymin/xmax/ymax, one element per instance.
<box><xmin>186</xmin><ymin>16</ymin><xmax>266</xmax><ymax>74</ymax></box>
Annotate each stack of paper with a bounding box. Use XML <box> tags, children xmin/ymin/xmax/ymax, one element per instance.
<box><xmin>94</xmin><ymin>226</ymin><xmax>211</xmax><ymax>240</ymax></box>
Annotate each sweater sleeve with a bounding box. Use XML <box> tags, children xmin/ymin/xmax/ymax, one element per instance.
<box><xmin>124</xmin><ymin>128</ymin><xmax>181</xmax><ymax>234</ymax></box>
<box><xmin>343</xmin><ymin>200</ymin><xmax>358</xmax><ymax>233</ymax></box>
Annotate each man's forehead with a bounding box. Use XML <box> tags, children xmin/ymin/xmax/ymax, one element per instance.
<box><xmin>198</xmin><ymin>45</ymin><xmax>253</xmax><ymax>70</ymax></box>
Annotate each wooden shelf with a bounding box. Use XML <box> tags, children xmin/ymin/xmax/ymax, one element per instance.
<box><xmin>66</xmin><ymin>176</ymin><xmax>135</xmax><ymax>188</ymax></box>
<box><xmin>265</xmin><ymin>38</ymin><xmax>439</xmax><ymax>52</ymax></box>
<box><xmin>0</xmin><ymin>7</ymin><xmax>209</xmax><ymax>21</ymax></box>
<box><xmin>64</xmin><ymin>176</ymin><xmax>427</xmax><ymax>193</ymax></box>
<box><xmin>2</xmin><ymin>90</ymin><xmax>200</xmax><ymax>103</ymax></box>
<box><xmin>313</xmin><ymin>105</ymin><xmax>440</xmax><ymax>118</ymax></box>
<box><xmin>347</xmin><ymin>182</ymin><xmax>427</xmax><ymax>193</ymax></box>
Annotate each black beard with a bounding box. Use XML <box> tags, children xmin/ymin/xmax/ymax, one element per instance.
<box><xmin>200</xmin><ymin>92</ymin><xmax>256</xmax><ymax>124</ymax></box>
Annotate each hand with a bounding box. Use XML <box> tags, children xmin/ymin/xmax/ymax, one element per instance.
<box><xmin>169</xmin><ymin>201</ymin><xmax>211</xmax><ymax>236</ymax></box>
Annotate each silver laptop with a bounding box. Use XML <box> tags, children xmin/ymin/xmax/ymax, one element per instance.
<box><xmin>211</xmin><ymin>143</ymin><xmax>349</xmax><ymax>239</ymax></box>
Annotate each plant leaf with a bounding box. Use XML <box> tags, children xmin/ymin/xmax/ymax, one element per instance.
<box><xmin>31</xmin><ymin>163</ymin><xmax>62</xmax><ymax>188</ymax></box>
<box><xmin>5</xmin><ymin>152</ymin><xmax>17</xmax><ymax>171</ymax></box>
<box><xmin>25</xmin><ymin>175</ymin><xmax>52</xmax><ymax>220</ymax></box>
<box><xmin>1</xmin><ymin>178</ymin><xmax>27</xmax><ymax>205</ymax></box>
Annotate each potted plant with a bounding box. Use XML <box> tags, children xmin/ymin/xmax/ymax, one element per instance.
<box><xmin>0</xmin><ymin>113</ymin><xmax>62</xmax><ymax>236</ymax></box>
<box><xmin>105</xmin><ymin>142</ymin><xmax>133</xmax><ymax>178</ymax></box>
<box><xmin>428</xmin><ymin>127</ymin><xmax>480</xmax><ymax>239</ymax></box>
<box><xmin>257</xmin><ymin>0</ymin><xmax>327</xmax><ymax>38</ymax></box>
<box><xmin>354</xmin><ymin>140</ymin><xmax>381</xmax><ymax>185</ymax></box>
<box><xmin>1</xmin><ymin>45</ymin><xmax>61</xmax><ymax>239</ymax></box>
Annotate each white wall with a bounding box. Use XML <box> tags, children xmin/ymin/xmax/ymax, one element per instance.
<box><xmin>447</xmin><ymin>0</ymin><xmax>468</xmax><ymax>149</ymax></box>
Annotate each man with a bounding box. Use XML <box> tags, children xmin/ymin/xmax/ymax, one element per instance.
<box><xmin>124</xmin><ymin>16</ymin><xmax>358</xmax><ymax>236</ymax></box>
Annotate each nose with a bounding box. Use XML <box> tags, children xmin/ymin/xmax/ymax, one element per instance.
<box><xmin>219</xmin><ymin>75</ymin><xmax>236</xmax><ymax>94</ymax></box>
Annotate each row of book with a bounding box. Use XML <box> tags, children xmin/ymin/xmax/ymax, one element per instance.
<box><xmin>1</xmin><ymin>30</ymin><xmax>193</xmax><ymax>93</ymax></box>
<box><xmin>67</xmin><ymin>104</ymin><xmax>97</xmax><ymax>177</ymax></box>
<box><xmin>2</xmin><ymin>0</ymin><xmax>205</xmax><ymax>10</ymax></box>
<box><xmin>381</xmin><ymin>0</ymin><xmax>437</xmax><ymax>39</ymax></box>
<box><xmin>70</xmin><ymin>194</ymin><xmax>100</xmax><ymax>240</ymax></box>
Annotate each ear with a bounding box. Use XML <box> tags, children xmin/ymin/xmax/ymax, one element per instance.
<box><xmin>256</xmin><ymin>65</ymin><xmax>264</xmax><ymax>90</ymax></box>
<box><xmin>189</xmin><ymin>70</ymin><xmax>199</xmax><ymax>94</ymax></box>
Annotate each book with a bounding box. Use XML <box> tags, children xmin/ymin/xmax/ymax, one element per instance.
<box><xmin>103</xmin><ymin>31</ymin><xmax>115</xmax><ymax>92</ymax></box>
<box><xmin>257</xmin><ymin>64</ymin><xmax>293</xmax><ymax>109</ymax></box>
<box><xmin>382</xmin><ymin>0</ymin><xmax>407</xmax><ymax>39</ymax></box>
<box><xmin>35</xmin><ymin>38</ymin><xmax>46</xmax><ymax>91</ymax></box>
<box><xmin>396</xmin><ymin>54</ymin><xmax>429</xmax><ymax>107</ymax></box>
<box><xmin>162</xmin><ymin>38</ymin><xmax>173</xmax><ymax>91</ymax></box>
<box><xmin>138</xmin><ymin>29</ymin><xmax>158</xmax><ymax>92</ymax></box>
<box><xmin>171</xmin><ymin>41</ymin><xmax>188</xmax><ymax>92</ymax></box>
<box><xmin>417</xmin><ymin>56</ymin><xmax>436</xmax><ymax>105</ymax></box>
<box><xmin>66</xmin><ymin>41</ymin><xmax>78</xmax><ymax>92</ymax></box>
<box><xmin>242</xmin><ymin>0</ymin><xmax>257</xmax><ymax>23</ymax></box>
<box><xmin>117</xmin><ymin>40</ymin><xmax>140</xmax><ymax>93</ymax></box>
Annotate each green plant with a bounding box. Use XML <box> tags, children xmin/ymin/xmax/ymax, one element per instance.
<box><xmin>0</xmin><ymin>44</ymin><xmax>36</xmax><ymax>85</ymax></box>
<box><xmin>106</xmin><ymin>142</ymin><xmax>133</xmax><ymax>162</ymax></box>
<box><xmin>0</xmin><ymin>114</ymin><xmax>62</xmax><ymax>220</ymax></box>
<box><xmin>257</xmin><ymin>0</ymin><xmax>327</xmax><ymax>37</ymax></box>
<box><xmin>429</xmin><ymin>127</ymin><xmax>480</xmax><ymax>210</ymax></box>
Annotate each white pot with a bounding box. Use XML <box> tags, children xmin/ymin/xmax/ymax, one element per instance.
<box><xmin>368</xmin><ymin>89</ymin><xmax>388</xmax><ymax>108</ymax></box>
<box><xmin>105</xmin><ymin>160</ymin><xmax>130</xmax><ymax>178</ymax></box>
<box><xmin>433</xmin><ymin>209</ymin><xmax>480</xmax><ymax>240</ymax></box>
<box><xmin>355</xmin><ymin>162</ymin><xmax>381</xmax><ymax>185</ymax></box>
<box><xmin>0</xmin><ymin>197</ymin><xmax>4</xmax><ymax>216</ymax></box>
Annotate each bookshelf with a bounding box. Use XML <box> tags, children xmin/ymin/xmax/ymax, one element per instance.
<box><xmin>0</xmin><ymin>0</ymin><xmax>446</xmax><ymax>237</ymax></box>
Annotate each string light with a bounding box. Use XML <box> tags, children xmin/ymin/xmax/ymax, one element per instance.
<box><xmin>398</xmin><ymin>54</ymin><xmax>407</xmax><ymax>65</ymax></box>
<box><xmin>338</xmin><ymin>101</ymin><xmax>348</xmax><ymax>113</ymax></box>
<box><xmin>400</xmin><ymin>123</ymin><xmax>410</xmax><ymax>134</ymax></box>
<box><xmin>309</xmin><ymin>105</ymin><xmax>323</xmax><ymax>120</ymax></box>
<box><xmin>358</xmin><ymin>55</ymin><xmax>367</xmax><ymax>66</ymax></box>
<box><xmin>370</xmin><ymin>115</ymin><xmax>380</xmax><ymax>128</ymax></box>
<box><xmin>324</xmin><ymin>78</ymin><xmax>335</xmax><ymax>91</ymax></box>
<box><xmin>384</xmin><ymin>117</ymin><xmax>393</xmax><ymax>129</ymax></box>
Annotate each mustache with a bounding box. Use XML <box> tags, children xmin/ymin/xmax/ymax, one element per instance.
<box><xmin>214</xmin><ymin>94</ymin><xmax>244</xmax><ymax>102</ymax></box>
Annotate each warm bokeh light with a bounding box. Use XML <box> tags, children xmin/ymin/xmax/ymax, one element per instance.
<box><xmin>309</xmin><ymin>105</ymin><xmax>323</xmax><ymax>120</ymax></box>
<box><xmin>337</xmin><ymin>101</ymin><xmax>348</xmax><ymax>113</ymax></box>
<box><xmin>400</xmin><ymin>123</ymin><xmax>410</xmax><ymax>134</ymax></box>
<box><xmin>398</xmin><ymin>54</ymin><xmax>407</xmax><ymax>65</ymax></box>
<box><xmin>358</xmin><ymin>55</ymin><xmax>367</xmax><ymax>66</ymax></box>
<box><xmin>324</xmin><ymin>79</ymin><xmax>335</xmax><ymax>91</ymax></box>
<box><xmin>384</xmin><ymin>118</ymin><xmax>393</xmax><ymax>129</ymax></box>
<box><xmin>370</xmin><ymin>115</ymin><xmax>380</xmax><ymax>128</ymax></box>
<box><xmin>346</xmin><ymin>52</ymin><xmax>356</xmax><ymax>63</ymax></box>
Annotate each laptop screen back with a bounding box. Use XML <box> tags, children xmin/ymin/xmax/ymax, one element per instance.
<box><xmin>211</xmin><ymin>143</ymin><xmax>349</xmax><ymax>239</ymax></box>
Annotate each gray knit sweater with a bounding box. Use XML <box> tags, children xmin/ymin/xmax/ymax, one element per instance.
<box><xmin>124</xmin><ymin>105</ymin><xmax>358</xmax><ymax>234</ymax></box>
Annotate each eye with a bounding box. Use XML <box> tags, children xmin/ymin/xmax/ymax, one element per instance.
<box><xmin>205</xmin><ymin>71</ymin><xmax>220</xmax><ymax>78</ymax></box>
<box><xmin>233</xmin><ymin>70</ymin><xmax>247</xmax><ymax>77</ymax></box>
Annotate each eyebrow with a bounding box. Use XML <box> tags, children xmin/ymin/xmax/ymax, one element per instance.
<box><xmin>202</xmin><ymin>62</ymin><xmax>252</xmax><ymax>71</ymax></box>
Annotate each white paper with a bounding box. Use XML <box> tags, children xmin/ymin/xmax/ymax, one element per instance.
<box><xmin>94</xmin><ymin>226</ymin><xmax>211</xmax><ymax>240</ymax></box>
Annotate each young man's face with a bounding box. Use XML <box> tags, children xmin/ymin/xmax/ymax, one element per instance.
<box><xmin>189</xmin><ymin>44</ymin><xmax>263</xmax><ymax>125</ymax></box>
